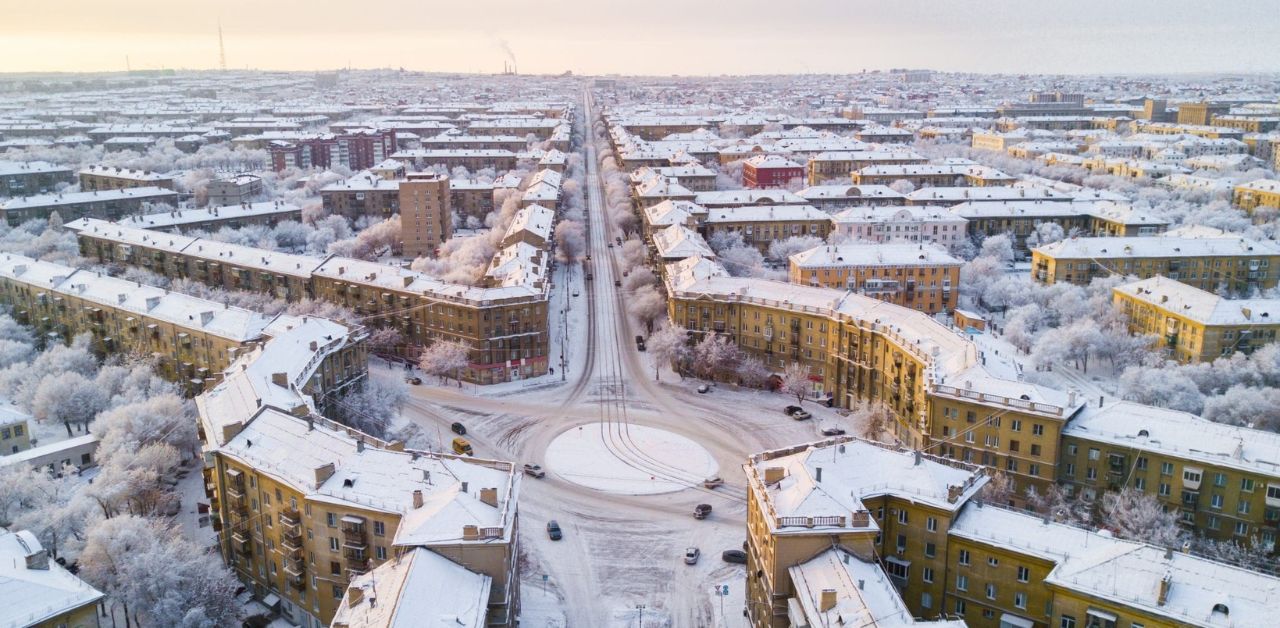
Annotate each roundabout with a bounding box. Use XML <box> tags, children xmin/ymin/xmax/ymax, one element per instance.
<box><xmin>544</xmin><ymin>423</ymin><xmax>720</xmax><ymax>495</ymax></box>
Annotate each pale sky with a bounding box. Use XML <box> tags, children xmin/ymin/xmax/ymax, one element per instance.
<box><xmin>2</xmin><ymin>0</ymin><xmax>1278</xmax><ymax>75</ymax></box>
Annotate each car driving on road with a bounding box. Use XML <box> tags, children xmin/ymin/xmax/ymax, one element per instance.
<box><xmin>547</xmin><ymin>520</ymin><xmax>563</xmax><ymax>540</ymax></box>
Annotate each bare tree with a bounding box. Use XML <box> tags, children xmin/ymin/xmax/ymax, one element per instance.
<box><xmin>779</xmin><ymin>362</ymin><xmax>811</xmax><ymax>404</ymax></box>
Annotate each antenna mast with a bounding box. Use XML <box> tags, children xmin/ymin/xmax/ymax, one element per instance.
<box><xmin>218</xmin><ymin>21</ymin><xmax>227</xmax><ymax>71</ymax></box>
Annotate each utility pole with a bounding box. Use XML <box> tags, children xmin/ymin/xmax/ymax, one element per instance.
<box><xmin>636</xmin><ymin>603</ymin><xmax>645</xmax><ymax>627</ymax></box>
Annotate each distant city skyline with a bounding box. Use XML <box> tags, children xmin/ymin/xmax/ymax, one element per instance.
<box><xmin>3</xmin><ymin>0</ymin><xmax>1279</xmax><ymax>76</ymax></box>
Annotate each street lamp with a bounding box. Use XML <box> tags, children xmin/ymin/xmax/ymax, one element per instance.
<box><xmin>636</xmin><ymin>603</ymin><xmax>645</xmax><ymax>627</ymax></box>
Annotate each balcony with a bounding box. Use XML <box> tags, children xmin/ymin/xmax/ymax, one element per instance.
<box><xmin>231</xmin><ymin>532</ymin><xmax>252</xmax><ymax>557</ymax></box>
<box><xmin>279</xmin><ymin>508</ymin><xmax>301</xmax><ymax>528</ymax></box>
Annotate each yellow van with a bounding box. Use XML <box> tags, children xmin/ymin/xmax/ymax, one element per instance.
<box><xmin>452</xmin><ymin>437</ymin><xmax>473</xmax><ymax>456</ymax></box>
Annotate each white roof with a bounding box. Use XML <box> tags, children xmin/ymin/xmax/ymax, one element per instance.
<box><xmin>704</xmin><ymin>204</ymin><xmax>829</xmax><ymax>224</ymax></box>
<box><xmin>797</xmin><ymin>184</ymin><xmax>906</xmax><ymax>202</ymax></box>
<box><xmin>643</xmin><ymin>200</ymin><xmax>704</xmax><ymax>227</ymax></box>
<box><xmin>1035</xmin><ymin>233</ymin><xmax>1280</xmax><ymax>260</ymax></box>
<box><xmin>790</xmin><ymin>548</ymin><xmax>965</xmax><ymax>628</ymax></box>
<box><xmin>747</xmin><ymin>438</ymin><xmax>986</xmax><ymax>535</ymax></box>
<box><xmin>116</xmin><ymin>202</ymin><xmax>301</xmax><ymax>230</ymax></box>
<box><xmin>333</xmin><ymin>547</ymin><xmax>491</xmax><ymax>628</ymax></box>
<box><xmin>503</xmin><ymin>204</ymin><xmax>554</xmax><ymax>244</ymax></box>
<box><xmin>77</xmin><ymin>165</ymin><xmax>172</xmax><ymax>181</ymax></box>
<box><xmin>790</xmin><ymin>243</ymin><xmax>961</xmax><ymax>269</ymax></box>
<box><xmin>0</xmin><ymin>186</ymin><xmax>176</xmax><ymax>209</ymax></box>
<box><xmin>1116</xmin><ymin>276</ymin><xmax>1279</xmax><ymax>326</ymax></box>
<box><xmin>831</xmin><ymin>205</ymin><xmax>966</xmax><ymax>225</ymax></box>
<box><xmin>0</xmin><ymin>529</ymin><xmax>104</xmax><ymax>628</ymax></box>
<box><xmin>652</xmin><ymin>225</ymin><xmax>715</xmax><ymax>260</ymax></box>
<box><xmin>0</xmin><ymin>161</ymin><xmax>71</xmax><ymax>177</ymax></box>
<box><xmin>906</xmin><ymin>186</ymin><xmax>1071</xmax><ymax>203</ymax></box>
<box><xmin>1236</xmin><ymin>178</ymin><xmax>1280</xmax><ymax>194</ymax></box>
<box><xmin>744</xmin><ymin>154</ymin><xmax>802</xmax><ymax>169</ymax></box>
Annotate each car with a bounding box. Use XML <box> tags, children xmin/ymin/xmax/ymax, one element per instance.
<box><xmin>614</xmin><ymin>279</ymin><xmax>621</xmax><ymax>287</ymax></box>
<box><xmin>622</xmin><ymin>270</ymin><xmax>629</xmax><ymax>277</ymax></box>
<box><xmin>572</xmin><ymin>290</ymin><xmax>580</xmax><ymax>297</ymax></box>
<box><xmin>404</xmin><ymin>376</ymin><xmax>422</xmax><ymax>385</ymax></box>
<box><xmin>546</xmin><ymin>520</ymin><xmax>562</xmax><ymax>541</ymax></box>
<box><xmin>722</xmin><ymin>549</ymin><xmax>747</xmax><ymax>564</ymax></box>
<box><xmin>607</xmin><ymin>242</ymin><xmax>614</xmax><ymax>248</ymax></box>
<box><xmin>703</xmin><ymin>477</ymin><xmax>724</xmax><ymax>489</ymax></box>
<box><xmin>523</xmin><ymin>463</ymin><xmax>546</xmax><ymax>479</ymax></box>
<box><xmin>684</xmin><ymin>547</ymin><xmax>700</xmax><ymax>565</ymax></box>
<box><xmin>821</xmin><ymin>427</ymin><xmax>846</xmax><ymax>436</ymax></box>
<box><xmin>616</xmin><ymin>236</ymin><xmax>623</xmax><ymax>245</ymax></box>
<box><xmin>451</xmin><ymin>422</ymin><xmax>467</xmax><ymax>435</ymax></box>
<box><xmin>784</xmin><ymin>405</ymin><xmax>812</xmax><ymax>420</ymax></box>
<box><xmin>697</xmin><ymin>384</ymin><xmax>711</xmax><ymax>394</ymax></box>
<box><xmin>694</xmin><ymin>503</ymin><xmax>712</xmax><ymax>519</ymax></box>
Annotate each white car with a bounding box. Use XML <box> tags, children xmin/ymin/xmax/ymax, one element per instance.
<box><xmin>684</xmin><ymin>547</ymin><xmax>700</xmax><ymax>565</ymax></box>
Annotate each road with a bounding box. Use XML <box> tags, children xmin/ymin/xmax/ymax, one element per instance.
<box><xmin>396</xmin><ymin>89</ymin><xmax>845</xmax><ymax>627</ymax></box>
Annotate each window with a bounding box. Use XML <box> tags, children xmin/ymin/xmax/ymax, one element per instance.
<box><xmin>1239</xmin><ymin>500</ymin><xmax>1251</xmax><ymax>515</ymax></box>
<box><xmin>1161</xmin><ymin>462</ymin><xmax>1174</xmax><ymax>476</ymax></box>
<box><xmin>896</xmin><ymin>534</ymin><xmax>907</xmax><ymax>553</ymax></box>
<box><xmin>987</xmin><ymin>556</ymin><xmax>999</xmax><ymax>567</ymax></box>
<box><xmin>1011</xmin><ymin>419</ymin><xmax>1022</xmax><ymax>432</ymax></box>
<box><xmin>956</xmin><ymin>574</ymin><xmax>968</xmax><ymax>591</ymax></box>
<box><xmin>326</xmin><ymin>513</ymin><xmax>337</xmax><ymax>527</ymax></box>
<box><xmin>375</xmin><ymin>546</ymin><xmax>387</xmax><ymax>560</ymax></box>
<box><xmin>985</xmin><ymin>583</ymin><xmax>996</xmax><ymax>599</ymax></box>
<box><xmin>959</xmin><ymin>549</ymin><xmax>970</xmax><ymax>566</ymax></box>
<box><xmin>1067</xmin><ymin>444</ymin><xmax>1077</xmax><ymax>456</ymax></box>
<box><xmin>1269</xmin><ymin>485</ymin><xmax>1280</xmax><ymax>501</ymax></box>
<box><xmin>1235</xmin><ymin>521</ymin><xmax>1249</xmax><ymax>536</ymax></box>
<box><xmin>1033</xmin><ymin>423</ymin><xmax>1044</xmax><ymax>436</ymax></box>
<box><xmin>927</xmin><ymin>517</ymin><xmax>937</xmax><ymax>532</ymax></box>
<box><xmin>1029</xmin><ymin>464</ymin><xmax>1041</xmax><ymax>477</ymax></box>
<box><xmin>923</xmin><ymin>567</ymin><xmax>934</xmax><ymax>583</ymax></box>
<box><xmin>1017</xmin><ymin>566</ymin><xmax>1030</xmax><ymax>582</ymax></box>
<box><xmin>1061</xmin><ymin>617</ymin><xmax>1077</xmax><ymax>628</ymax></box>
<box><xmin>1241</xmin><ymin>478</ymin><xmax>1255</xmax><ymax>492</ymax></box>
<box><xmin>1136</xmin><ymin>456</ymin><xmax>1148</xmax><ymax>470</ymax></box>
<box><xmin>1184</xmin><ymin>469</ymin><xmax>1202</xmax><ymax>484</ymax></box>
<box><xmin>1015</xmin><ymin>591</ymin><xmax>1027</xmax><ymax>609</ymax></box>
<box><xmin>1214</xmin><ymin>473</ymin><xmax>1227</xmax><ymax>487</ymax></box>
<box><xmin>1211</xmin><ymin>494</ymin><xmax>1223</xmax><ymax>510</ymax></box>
<box><xmin>330</xmin><ymin>561</ymin><xmax>341</xmax><ymax>576</ymax></box>
<box><xmin>955</xmin><ymin>600</ymin><xmax>966</xmax><ymax>616</ymax></box>
<box><xmin>373</xmin><ymin>521</ymin><xmax>385</xmax><ymax>536</ymax></box>
<box><xmin>898</xmin><ymin>510</ymin><xmax>909</xmax><ymax>524</ymax></box>
<box><xmin>329</xmin><ymin>537</ymin><xmax>339</xmax><ymax>552</ymax></box>
<box><xmin>1159</xmin><ymin>482</ymin><xmax>1171</xmax><ymax>497</ymax></box>
<box><xmin>925</xmin><ymin>542</ymin><xmax>936</xmax><ymax>558</ymax></box>
<box><xmin>921</xmin><ymin>592</ymin><xmax>933</xmax><ymax>609</ymax></box>
<box><xmin>1088</xmin><ymin>448</ymin><xmax>1100</xmax><ymax>461</ymax></box>
<box><xmin>332</xmin><ymin>585</ymin><xmax>343</xmax><ymax>599</ymax></box>
<box><xmin>885</xmin><ymin>559</ymin><xmax>909</xmax><ymax>580</ymax></box>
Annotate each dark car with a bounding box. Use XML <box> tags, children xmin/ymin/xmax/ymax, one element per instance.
<box><xmin>404</xmin><ymin>376</ymin><xmax>422</xmax><ymax>385</ymax></box>
<box><xmin>614</xmin><ymin>279</ymin><xmax>622</xmax><ymax>287</ymax></box>
<box><xmin>722</xmin><ymin>549</ymin><xmax>747</xmax><ymax>564</ymax></box>
<box><xmin>523</xmin><ymin>463</ymin><xmax>546</xmax><ymax>479</ymax></box>
<box><xmin>784</xmin><ymin>405</ymin><xmax>812</xmax><ymax>420</ymax></box>
<box><xmin>821</xmin><ymin>427</ymin><xmax>846</xmax><ymax>436</ymax></box>
<box><xmin>451</xmin><ymin>422</ymin><xmax>467</xmax><ymax>435</ymax></box>
<box><xmin>694</xmin><ymin>503</ymin><xmax>712</xmax><ymax>519</ymax></box>
<box><xmin>547</xmin><ymin>520</ymin><xmax>563</xmax><ymax>541</ymax></box>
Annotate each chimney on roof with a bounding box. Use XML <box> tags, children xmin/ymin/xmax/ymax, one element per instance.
<box><xmin>412</xmin><ymin>489</ymin><xmax>424</xmax><ymax>509</ymax></box>
<box><xmin>1157</xmin><ymin>571</ymin><xmax>1172</xmax><ymax>606</ymax></box>
<box><xmin>314</xmin><ymin>462</ymin><xmax>336</xmax><ymax>488</ymax></box>
<box><xmin>271</xmin><ymin>372</ymin><xmax>288</xmax><ymax>388</ymax></box>
<box><xmin>479</xmin><ymin>487</ymin><xmax>498</xmax><ymax>507</ymax></box>
<box><xmin>814</xmin><ymin>467</ymin><xmax>822</xmax><ymax>483</ymax></box>
<box><xmin>346</xmin><ymin>585</ymin><xmax>365</xmax><ymax>608</ymax></box>
<box><xmin>819</xmin><ymin>588</ymin><xmax>838</xmax><ymax>612</ymax></box>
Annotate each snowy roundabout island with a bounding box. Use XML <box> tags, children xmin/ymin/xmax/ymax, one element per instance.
<box><xmin>545</xmin><ymin>423</ymin><xmax>719</xmax><ymax>495</ymax></box>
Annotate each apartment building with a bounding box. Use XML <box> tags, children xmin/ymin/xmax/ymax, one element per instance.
<box><xmin>1060</xmin><ymin>401</ymin><xmax>1280</xmax><ymax>548</ymax></box>
<box><xmin>1232</xmin><ymin>179</ymin><xmax>1280</xmax><ymax>215</ymax></box>
<box><xmin>207</xmin><ymin>174</ymin><xmax>265</xmax><ymax>206</ymax></box>
<box><xmin>789</xmin><ymin>243</ymin><xmax>961</xmax><ymax>313</ymax></box>
<box><xmin>268</xmin><ymin>129</ymin><xmax>396</xmax><ymax>172</ymax></box>
<box><xmin>1176</xmin><ymin>102</ymin><xmax>1231</xmax><ymax>126</ymax></box>
<box><xmin>0</xmin><ymin>161</ymin><xmax>74</xmax><ymax>197</ymax></box>
<box><xmin>742</xmin><ymin>155</ymin><xmax>804</xmax><ymax>188</ymax></box>
<box><xmin>1031</xmin><ymin>233</ymin><xmax>1280</xmax><ymax>293</ymax></box>
<box><xmin>320</xmin><ymin>173</ymin><xmax>402</xmax><ymax>220</ymax></box>
<box><xmin>69</xmin><ymin>219</ymin><xmax>550</xmax><ymax>384</ymax></box>
<box><xmin>0</xmin><ymin>404</ymin><xmax>33</xmax><ymax>455</ymax></box>
<box><xmin>746</xmin><ymin>436</ymin><xmax>1278</xmax><ymax>628</ymax></box>
<box><xmin>0</xmin><ymin>530</ymin><xmax>103</xmax><ymax>628</ymax></box>
<box><xmin>951</xmin><ymin>200</ymin><xmax>1168</xmax><ymax>252</ymax></box>
<box><xmin>797</xmin><ymin>184</ymin><xmax>906</xmax><ymax>209</ymax></box>
<box><xmin>702</xmin><ymin>205</ymin><xmax>831</xmax><ymax>253</ymax></box>
<box><xmin>667</xmin><ymin>258</ymin><xmax>1079</xmax><ymax>499</ymax></box>
<box><xmin>1213</xmin><ymin>115</ymin><xmax>1280</xmax><ymax>134</ymax></box>
<box><xmin>906</xmin><ymin>186</ymin><xmax>1072</xmax><ymax>207</ymax></box>
<box><xmin>693</xmin><ymin>189</ymin><xmax>808</xmax><ymax>210</ymax></box>
<box><xmin>400</xmin><ymin>173</ymin><xmax>452</xmax><ymax>258</ymax></box>
<box><xmin>852</xmin><ymin>164</ymin><xmax>1015</xmax><ymax>188</ymax></box>
<box><xmin>1112</xmin><ymin>276</ymin><xmax>1279</xmax><ymax>363</ymax></box>
<box><xmin>117</xmin><ymin>201</ymin><xmax>302</xmax><ymax>233</ymax></box>
<box><xmin>830</xmin><ymin>206</ymin><xmax>968</xmax><ymax>248</ymax></box>
<box><xmin>78</xmin><ymin>165</ymin><xmax>176</xmax><ymax>191</ymax></box>
<box><xmin>450</xmin><ymin>178</ymin><xmax>497</xmax><ymax>221</ymax></box>
<box><xmin>629</xmin><ymin>164</ymin><xmax>717</xmax><ymax>192</ymax></box>
<box><xmin>806</xmin><ymin>150</ymin><xmax>927</xmax><ymax>185</ymax></box>
<box><xmin>389</xmin><ymin>149</ymin><xmax>517</xmax><ymax>172</ymax></box>
<box><xmin>642</xmin><ymin>200</ymin><xmax>706</xmax><ymax>238</ymax></box>
<box><xmin>0</xmin><ymin>187</ymin><xmax>178</xmax><ymax>225</ymax></box>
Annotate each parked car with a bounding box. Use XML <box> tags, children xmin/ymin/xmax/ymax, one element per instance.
<box><xmin>722</xmin><ymin>549</ymin><xmax>747</xmax><ymax>564</ymax></box>
<box><xmin>523</xmin><ymin>464</ymin><xmax>546</xmax><ymax>479</ymax></box>
<box><xmin>451</xmin><ymin>437</ymin><xmax>473</xmax><ymax>456</ymax></box>
<box><xmin>614</xmin><ymin>279</ymin><xmax>622</xmax><ymax>287</ymax></box>
<box><xmin>546</xmin><ymin>520</ymin><xmax>562</xmax><ymax>541</ymax></box>
<box><xmin>635</xmin><ymin>335</ymin><xmax>646</xmax><ymax>351</ymax></box>
<box><xmin>694</xmin><ymin>504</ymin><xmax>712</xmax><ymax>519</ymax></box>
<box><xmin>451</xmin><ymin>422</ymin><xmax>467</xmax><ymax>435</ymax></box>
<box><xmin>684</xmin><ymin>547</ymin><xmax>701</xmax><ymax>565</ymax></box>
<box><xmin>820</xmin><ymin>427</ymin><xmax>846</xmax><ymax>436</ymax></box>
<box><xmin>784</xmin><ymin>405</ymin><xmax>812</xmax><ymax>420</ymax></box>
<box><xmin>404</xmin><ymin>375</ymin><xmax>422</xmax><ymax>385</ymax></box>
<box><xmin>697</xmin><ymin>384</ymin><xmax>711</xmax><ymax>394</ymax></box>
<box><xmin>703</xmin><ymin>477</ymin><xmax>724</xmax><ymax>489</ymax></box>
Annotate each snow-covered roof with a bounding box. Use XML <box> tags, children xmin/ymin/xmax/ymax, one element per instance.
<box><xmin>746</xmin><ymin>438</ymin><xmax>986</xmax><ymax>535</ymax></box>
<box><xmin>0</xmin><ymin>161</ymin><xmax>72</xmax><ymax>177</ymax></box>
<box><xmin>1116</xmin><ymin>276</ymin><xmax>1279</xmax><ymax>326</ymax></box>
<box><xmin>77</xmin><ymin>165</ymin><xmax>172</xmax><ymax>181</ymax></box>
<box><xmin>790</xmin><ymin>548</ymin><xmax>965</xmax><ymax>628</ymax></box>
<box><xmin>797</xmin><ymin>184</ymin><xmax>906</xmax><ymax>202</ymax></box>
<box><xmin>0</xmin><ymin>529</ymin><xmax>104</xmax><ymax>627</ymax></box>
<box><xmin>790</xmin><ymin>243</ymin><xmax>961</xmax><ymax>269</ymax></box>
<box><xmin>743</xmin><ymin>154</ymin><xmax>802</xmax><ymax>169</ymax></box>
<box><xmin>634</xmin><ymin>177</ymin><xmax>695</xmax><ymax>199</ymax></box>
<box><xmin>951</xmin><ymin>505</ymin><xmax>1280</xmax><ymax>628</ymax></box>
<box><xmin>0</xmin><ymin>186</ymin><xmax>176</xmax><ymax>209</ymax></box>
<box><xmin>642</xmin><ymin>200</ymin><xmax>704</xmax><ymax>228</ymax></box>
<box><xmin>652</xmin><ymin>225</ymin><xmax>715</xmax><ymax>260</ymax></box>
<box><xmin>906</xmin><ymin>186</ymin><xmax>1071</xmax><ymax>203</ymax></box>
<box><xmin>855</xmin><ymin>163</ymin><xmax>1014</xmax><ymax>180</ymax></box>
<box><xmin>693</xmin><ymin>189</ymin><xmax>807</xmax><ymax>207</ymax></box>
<box><xmin>831</xmin><ymin>205</ymin><xmax>966</xmax><ymax>225</ymax></box>
<box><xmin>1034</xmin><ymin>233</ymin><xmax>1280</xmax><ymax>260</ymax></box>
<box><xmin>1235</xmin><ymin>178</ymin><xmax>1280</xmax><ymax>194</ymax></box>
<box><xmin>502</xmin><ymin>204</ymin><xmax>554</xmax><ymax>245</ymax></box>
<box><xmin>321</xmin><ymin>172</ymin><xmax>402</xmax><ymax>192</ymax></box>
<box><xmin>116</xmin><ymin>202</ymin><xmax>301</xmax><ymax>230</ymax></box>
<box><xmin>333</xmin><ymin>547</ymin><xmax>492</xmax><ymax>628</ymax></box>
<box><xmin>949</xmin><ymin>199</ymin><xmax>1090</xmax><ymax>220</ymax></box>
<box><xmin>1064</xmin><ymin>400</ymin><xmax>1280</xmax><ymax>477</ymax></box>
<box><xmin>703</xmin><ymin>204</ymin><xmax>829</xmax><ymax>224</ymax></box>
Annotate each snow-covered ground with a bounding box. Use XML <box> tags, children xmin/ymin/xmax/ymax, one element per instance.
<box><xmin>545</xmin><ymin>423</ymin><xmax>719</xmax><ymax>494</ymax></box>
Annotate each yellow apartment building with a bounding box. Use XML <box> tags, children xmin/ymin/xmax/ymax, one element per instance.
<box><xmin>788</xmin><ymin>243</ymin><xmax>961</xmax><ymax>314</ymax></box>
<box><xmin>1232</xmin><ymin>179</ymin><xmax>1280</xmax><ymax>215</ymax></box>
<box><xmin>1031</xmin><ymin>233</ymin><xmax>1280</xmax><ymax>293</ymax></box>
<box><xmin>0</xmin><ymin>529</ymin><xmax>104</xmax><ymax>628</ymax></box>
<box><xmin>1112</xmin><ymin>276</ymin><xmax>1280</xmax><ymax>363</ymax></box>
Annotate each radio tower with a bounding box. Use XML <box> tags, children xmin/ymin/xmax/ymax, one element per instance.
<box><xmin>218</xmin><ymin>21</ymin><xmax>227</xmax><ymax>71</ymax></box>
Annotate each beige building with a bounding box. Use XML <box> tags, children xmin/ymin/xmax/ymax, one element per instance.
<box><xmin>789</xmin><ymin>243</ymin><xmax>961</xmax><ymax>314</ymax></box>
<box><xmin>1233</xmin><ymin>179</ymin><xmax>1280</xmax><ymax>215</ymax></box>
<box><xmin>78</xmin><ymin>165</ymin><xmax>175</xmax><ymax>191</ymax></box>
<box><xmin>1112</xmin><ymin>276</ymin><xmax>1280</xmax><ymax>363</ymax></box>
<box><xmin>400</xmin><ymin>173</ymin><xmax>452</xmax><ymax>258</ymax></box>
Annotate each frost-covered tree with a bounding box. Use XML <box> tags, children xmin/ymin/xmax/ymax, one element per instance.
<box><xmin>418</xmin><ymin>340</ymin><xmax>470</xmax><ymax>386</ymax></box>
<box><xmin>735</xmin><ymin>356</ymin><xmax>772</xmax><ymax>388</ymax></box>
<box><xmin>766</xmin><ymin>235</ymin><xmax>823</xmax><ymax>262</ymax></box>
<box><xmin>85</xmin><ymin>442</ymin><xmax>179</xmax><ymax>519</ymax></box>
<box><xmin>554</xmin><ymin>219</ymin><xmax>586</xmax><ymax>263</ymax></box>
<box><xmin>30</xmin><ymin>371</ymin><xmax>108</xmax><ymax>437</ymax></box>
<box><xmin>333</xmin><ymin>379</ymin><xmax>408</xmax><ymax>439</ymax></box>
<box><xmin>691</xmin><ymin>331</ymin><xmax>741</xmax><ymax>381</ymax></box>
<box><xmin>622</xmin><ymin>267</ymin><xmax>657</xmax><ymax>292</ymax></box>
<box><xmin>980</xmin><ymin>470</ymin><xmax>1016</xmax><ymax>507</ymax></box>
<box><xmin>79</xmin><ymin>515</ymin><xmax>239</xmax><ymax>628</ymax></box>
<box><xmin>779</xmin><ymin>362</ymin><xmax>812</xmax><ymax>404</ymax></box>
<box><xmin>1099</xmin><ymin>488</ymin><xmax>1182</xmax><ymax>547</ymax></box>
<box><xmin>627</xmin><ymin>285</ymin><xmax>667</xmax><ymax>335</ymax></box>
<box><xmin>91</xmin><ymin>394</ymin><xmax>197</xmax><ymax>462</ymax></box>
<box><xmin>646</xmin><ymin>324</ymin><xmax>689</xmax><ymax>381</ymax></box>
<box><xmin>888</xmin><ymin>179</ymin><xmax>915</xmax><ymax>195</ymax></box>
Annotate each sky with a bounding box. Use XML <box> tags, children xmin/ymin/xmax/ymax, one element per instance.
<box><xmin>2</xmin><ymin>0</ymin><xmax>1279</xmax><ymax>76</ymax></box>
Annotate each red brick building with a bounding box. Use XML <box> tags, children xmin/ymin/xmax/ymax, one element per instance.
<box><xmin>269</xmin><ymin>129</ymin><xmax>395</xmax><ymax>172</ymax></box>
<box><xmin>742</xmin><ymin>154</ymin><xmax>804</xmax><ymax>189</ymax></box>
